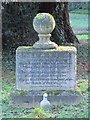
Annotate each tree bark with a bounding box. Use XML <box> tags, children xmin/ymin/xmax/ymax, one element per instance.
<box><xmin>38</xmin><ymin>2</ymin><xmax>79</xmax><ymax>45</ymax></box>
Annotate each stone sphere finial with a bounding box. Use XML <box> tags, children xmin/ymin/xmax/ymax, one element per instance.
<box><xmin>33</xmin><ymin>13</ymin><xmax>58</xmax><ymax>49</ymax></box>
<box><xmin>33</xmin><ymin>13</ymin><xmax>55</xmax><ymax>34</ymax></box>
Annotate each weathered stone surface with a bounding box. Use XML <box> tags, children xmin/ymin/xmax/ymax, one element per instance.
<box><xmin>33</xmin><ymin>34</ymin><xmax>58</xmax><ymax>49</ymax></box>
<box><xmin>16</xmin><ymin>46</ymin><xmax>77</xmax><ymax>91</ymax></box>
<box><xmin>33</xmin><ymin>13</ymin><xmax>58</xmax><ymax>49</ymax></box>
<box><xmin>10</xmin><ymin>91</ymin><xmax>82</xmax><ymax>108</ymax></box>
<box><xmin>33</xmin><ymin>13</ymin><xmax>55</xmax><ymax>34</ymax></box>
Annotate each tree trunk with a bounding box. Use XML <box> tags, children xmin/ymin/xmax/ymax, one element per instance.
<box><xmin>38</xmin><ymin>2</ymin><xmax>79</xmax><ymax>45</ymax></box>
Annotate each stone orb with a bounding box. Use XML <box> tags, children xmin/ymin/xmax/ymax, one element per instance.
<box><xmin>33</xmin><ymin>13</ymin><xmax>55</xmax><ymax>34</ymax></box>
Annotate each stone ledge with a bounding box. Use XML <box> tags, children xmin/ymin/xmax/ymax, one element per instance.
<box><xmin>17</xmin><ymin>46</ymin><xmax>77</xmax><ymax>52</ymax></box>
<box><xmin>10</xmin><ymin>90</ymin><xmax>82</xmax><ymax>108</ymax></box>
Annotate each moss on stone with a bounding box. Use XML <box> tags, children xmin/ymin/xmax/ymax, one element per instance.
<box><xmin>15</xmin><ymin>90</ymin><xmax>29</xmax><ymax>96</ymax></box>
<box><xmin>12</xmin><ymin>90</ymin><xmax>80</xmax><ymax>97</ymax></box>
<box><xmin>56</xmin><ymin>46</ymin><xmax>76</xmax><ymax>51</ymax></box>
<box><xmin>47</xmin><ymin>13</ymin><xmax>55</xmax><ymax>29</ymax></box>
<box><xmin>17</xmin><ymin>46</ymin><xmax>55</xmax><ymax>50</ymax></box>
<box><xmin>17</xmin><ymin>46</ymin><xmax>33</xmax><ymax>50</ymax></box>
<box><xmin>45</xmin><ymin>90</ymin><xmax>78</xmax><ymax>95</ymax></box>
<box><xmin>17</xmin><ymin>46</ymin><xmax>76</xmax><ymax>51</ymax></box>
<box><xmin>45</xmin><ymin>90</ymin><xmax>63</xmax><ymax>95</ymax></box>
<box><xmin>36</xmin><ymin>13</ymin><xmax>45</xmax><ymax>19</ymax></box>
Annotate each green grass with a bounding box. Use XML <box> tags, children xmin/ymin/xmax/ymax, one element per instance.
<box><xmin>69</xmin><ymin>9</ymin><xmax>89</xmax><ymax>42</ymax></box>
<box><xmin>70</xmin><ymin>9</ymin><xmax>89</xmax><ymax>14</ymax></box>
<box><xmin>69</xmin><ymin>13</ymin><xmax>88</xmax><ymax>27</ymax></box>
<box><xmin>1</xmin><ymin>73</ymin><xmax>88</xmax><ymax>118</ymax></box>
<box><xmin>76</xmin><ymin>34</ymin><xmax>88</xmax><ymax>41</ymax></box>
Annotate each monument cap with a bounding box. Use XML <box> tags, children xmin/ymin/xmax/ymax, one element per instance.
<box><xmin>33</xmin><ymin>13</ymin><xmax>55</xmax><ymax>34</ymax></box>
<box><xmin>33</xmin><ymin>13</ymin><xmax>58</xmax><ymax>49</ymax></box>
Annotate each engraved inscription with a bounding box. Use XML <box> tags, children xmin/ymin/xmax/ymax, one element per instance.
<box><xmin>16</xmin><ymin>50</ymin><xmax>76</xmax><ymax>90</ymax></box>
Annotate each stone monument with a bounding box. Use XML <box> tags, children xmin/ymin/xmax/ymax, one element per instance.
<box><xmin>10</xmin><ymin>13</ymin><xmax>82</xmax><ymax>108</ymax></box>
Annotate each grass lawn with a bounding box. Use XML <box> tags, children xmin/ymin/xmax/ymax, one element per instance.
<box><xmin>69</xmin><ymin>13</ymin><xmax>88</xmax><ymax>27</ymax></box>
<box><xmin>76</xmin><ymin>34</ymin><xmax>88</xmax><ymax>41</ymax></box>
<box><xmin>69</xmin><ymin>9</ymin><xmax>88</xmax><ymax>27</ymax></box>
<box><xmin>1</xmin><ymin>73</ymin><xmax>88</xmax><ymax>118</ymax></box>
<box><xmin>69</xmin><ymin>9</ymin><xmax>89</xmax><ymax>42</ymax></box>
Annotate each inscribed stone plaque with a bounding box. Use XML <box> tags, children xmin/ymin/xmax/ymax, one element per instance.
<box><xmin>16</xmin><ymin>47</ymin><xmax>77</xmax><ymax>91</ymax></box>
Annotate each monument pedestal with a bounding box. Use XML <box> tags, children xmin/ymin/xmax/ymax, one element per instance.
<box><xmin>10</xmin><ymin>90</ymin><xmax>82</xmax><ymax>108</ymax></box>
<box><xmin>10</xmin><ymin>46</ymin><xmax>82</xmax><ymax>108</ymax></box>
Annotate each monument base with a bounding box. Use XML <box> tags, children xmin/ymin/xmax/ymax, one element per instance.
<box><xmin>10</xmin><ymin>90</ymin><xmax>82</xmax><ymax>108</ymax></box>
